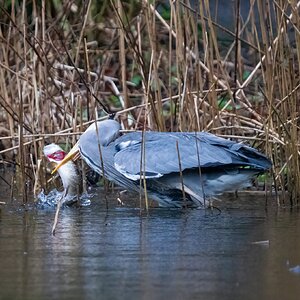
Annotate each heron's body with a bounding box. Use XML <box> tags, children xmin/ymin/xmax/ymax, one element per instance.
<box><xmin>70</xmin><ymin>120</ymin><xmax>271</xmax><ymax>207</ymax></box>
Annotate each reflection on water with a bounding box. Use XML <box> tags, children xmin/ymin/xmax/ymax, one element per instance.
<box><xmin>1</xmin><ymin>187</ymin><xmax>300</xmax><ymax>300</ymax></box>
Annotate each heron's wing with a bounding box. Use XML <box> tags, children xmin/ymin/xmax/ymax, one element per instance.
<box><xmin>113</xmin><ymin>132</ymin><xmax>271</xmax><ymax>180</ymax></box>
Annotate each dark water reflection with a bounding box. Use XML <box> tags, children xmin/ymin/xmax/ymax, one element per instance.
<box><xmin>1</xmin><ymin>189</ymin><xmax>300</xmax><ymax>300</ymax></box>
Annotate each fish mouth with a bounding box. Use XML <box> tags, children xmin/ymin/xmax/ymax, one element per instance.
<box><xmin>51</xmin><ymin>141</ymin><xmax>81</xmax><ymax>174</ymax></box>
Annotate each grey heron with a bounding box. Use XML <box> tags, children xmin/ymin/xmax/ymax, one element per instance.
<box><xmin>52</xmin><ymin>119</ymin><xmax>271</xmax><ymax>207</ymax></box>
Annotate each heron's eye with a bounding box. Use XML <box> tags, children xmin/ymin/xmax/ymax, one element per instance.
<box><xmin>47</xmin><ymin>150</ymin><xmax>66</xmax><ymax>161</ymax></box>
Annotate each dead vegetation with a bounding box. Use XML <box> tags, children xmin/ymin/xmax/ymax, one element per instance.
<box><xmin>0</xmin><ymin>0</ymin><xmax>299</xmax><ymax>205</ymax></box>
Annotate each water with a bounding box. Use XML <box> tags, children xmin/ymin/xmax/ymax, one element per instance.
<box><xmin>1</xmin><ymin>187</ymin><xmax>300</xmax><ymax>300</ymax></box>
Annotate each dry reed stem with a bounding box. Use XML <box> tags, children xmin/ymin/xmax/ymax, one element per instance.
<box><xmin>95</xmin><ymin>119</ymin><xmax>108</xmax><ymax>209</ymax></box>
<box><xmin>51</xmin><ymin>189</ymin><xmax>67</xmax><ymax>235</ymax></box>
<box><xmin>147</xmin><ymin>0</ymin><xmax>228</xmax><ymax>90</ymax></box>
<box><xmin>0</xmin><ymin>1</ymin><xmax>299</xmax><ymax>204</ymax></box>
<box><xmin>141</xmin><ymin>128</ymin><xmax>149</xmax><ymax>211</ymax></box>
<box><xmin>176</xmin><ymin>140</ymin><xmax>186</xmax><ymax>208</ymax></box>
<box><xmin>73</xmin><ymin>0</ymin><xmax>92</xmax><ymax>74</ymax></box>
<box><xmin>237</xmin><ymin>1</ymin><xmax>300</xmax><ymax>94</ymax></box>
<box><xmin>117</xmin><ymin>0</ymin><xmax>130</xmax><ymax>113</ymax></box>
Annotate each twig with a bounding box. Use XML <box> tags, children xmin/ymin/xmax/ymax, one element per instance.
<box><xmin>233</xmin><ymin>0</ymin><xmax>240</xmax><ymax>103</ymax></box>
<box><xmin>236</xmin><ymin>1</ymin><xmax>300</xmax><ymax>95</ymax></box>
<box><xmin>141</xmin><ymin>129</ymin><xmax>149</xmax><ymax>211</ymax></box>
<box><xmin>145</xmin><ymin>0</ymin><xmax>228</xmax><ymax>90</ymax></box>
<box><xmin>52</xmin><ymin>188</ymin><xmax>67</xmax><ymax>235</ymax></box>
<box><xmin>95</xmin><ymin>119</ymin><xmax>108</xmax><ymax>209</ymax></box>
<box><xmin>176</xmin><ymin>140</ymin><xmax>186</xmax><ymax>208</ymax></box>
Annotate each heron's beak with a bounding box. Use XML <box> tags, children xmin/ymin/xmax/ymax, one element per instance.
<box><xmin>51</xmin><ymin>141</ymin><xmax>81</xmax><ymax>174</ymax></box>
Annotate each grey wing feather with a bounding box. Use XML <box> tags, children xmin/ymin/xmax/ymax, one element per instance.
<box><xmin>113</xmin><ymin>132</ymin><xmax>271</xmax><ymax>180</ymax></box>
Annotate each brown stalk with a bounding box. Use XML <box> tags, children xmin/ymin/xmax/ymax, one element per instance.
<box><xmin>52</xmin><ymin>188</ymin><xmax>67</xmax><ymax>235</ymax></box>
<box><xmin>73</xmin><ymin>0</ymin><xmax>92</xmax><ymax>71</ymax></box>
<box><xmin>233</xmin><ymin>0</ymin><xmax>241</xmax><ymax>104</ymax></box>
<box><xmin>95</xmin><ymin>119</ymin><xmax>108</xmax><ymax>210</ymax></box>
<box><xmin>176</xmin><ymin>140</ymin><xmax>186</xmax><ymax>208</ymax></box>
<box><xmin>194</xmin><ymin>133</ymin><xmax>206</xmax><ymax>206</ymax></box>
<box><xmin>141</xmin><ymin>127</ymin><xmax>149</xmax><ymax>212</ymax></box>
<box><xmin>83</xmin><ymin>38</ymin><xmax>91</xmax><ymax>121</ymax></box>
<box><xmin>117</xmin><ymin>0</ymin><xmax>130</xmax><ymax>115</ymax></box>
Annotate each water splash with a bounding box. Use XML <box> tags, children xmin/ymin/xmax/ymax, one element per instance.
<box><xmin>36</xmin><ymin>189</ymin><xmax>92</xmax><ymax>208</ymax></box>
<box><xmin>289</xmin><ymin>265</ymin><xmax>300</xmax><ymax>275</ymax></box>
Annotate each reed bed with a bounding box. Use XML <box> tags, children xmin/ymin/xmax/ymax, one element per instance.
<box><xmin>0</xmin><ymin>0</ymin><xmax>299</xmax><ymax>205</ymax></box>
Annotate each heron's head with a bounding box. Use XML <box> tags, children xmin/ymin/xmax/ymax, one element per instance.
<box><xmin>83</xmin><ymin>119</ymin><xmax>121</xmax><ymax>146</ymax></box>
<box><xmin>51</xmin><ymin>119</ymin><xmax>121</xmax><ymax>174</ymax></box>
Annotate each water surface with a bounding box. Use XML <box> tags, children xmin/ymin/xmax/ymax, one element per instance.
<box><xmin>0</xmin><ymin>185</ymin><xmax>300</xmax><ymax>300</ymax></box>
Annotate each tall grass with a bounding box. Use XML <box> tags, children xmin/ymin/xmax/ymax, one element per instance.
<box><xmin>0</xmin><ymin>0</ymin><xmax>299</xmax><ymax>205</ymax></box>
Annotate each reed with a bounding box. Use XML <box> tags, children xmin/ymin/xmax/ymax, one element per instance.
<box><xmin>0</xmin><ymin>0</ymin><xmax>299</xmax><ymax>205</ymax></box>
<box><xmin>176</xmin><ymin>140</ymin><xmax>187</xmax><ymax>208</ymax></box>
